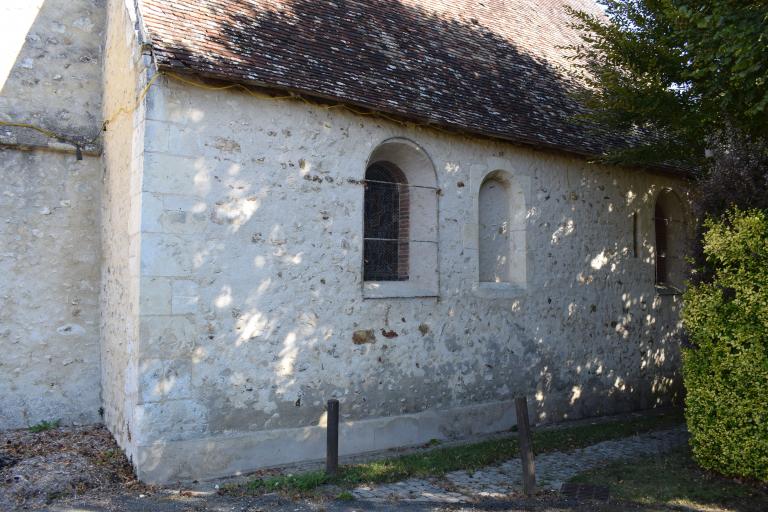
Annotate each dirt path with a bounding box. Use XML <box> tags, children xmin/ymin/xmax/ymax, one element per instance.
<box><xmin>49</xmin><ymin>490</ymin><xmax>652</xmax><ymax>512</ymax></box>
<box><xmin>1</xmin><ymin>425</ymin><xmax>141</xmax><ymax>510</ymax></box>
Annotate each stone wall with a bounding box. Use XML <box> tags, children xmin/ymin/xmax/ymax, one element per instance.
<box><xmin>130</xmin><ymin>76</ymin><xmax>691</xmax><ymax>482</ymax></box>
<box><xmin>0</xmin><ymin>0</ymin><xmax>692</xmax><ymax>484</ymax></box>
<box><xmin>0</xmin><ymin>0</ymin><xmax>105</xmax><ymax>429</ymax></box>
<box><xmin>99</xmin><ymin>0</ymin><xmax>150</xmax><ymax>463</ymax></box>
<box><xmin>0</xmin><ymin>149</ymin><xmax>102</xmax><ymax>428</ymax></box>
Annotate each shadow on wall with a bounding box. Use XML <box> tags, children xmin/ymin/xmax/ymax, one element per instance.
<box><xmin>133</xmin><ymin>0</ymin><xmax>693</xmax><ymax>464</ymax></box>
<box><xmin>0</xmin><ymin>0</ymin><xmax>103</xmax><ymax>145</ymax></box>
<box><xmin>529</xmin><ymin>183</ymin><xmax>693</xmax><ymax>423</ymax></box>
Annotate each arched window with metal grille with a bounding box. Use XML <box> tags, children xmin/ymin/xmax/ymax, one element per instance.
<box><xmin>361</xmin><ymin>138</ymin><xmax>438</xmax><ymax>298</ymax></box>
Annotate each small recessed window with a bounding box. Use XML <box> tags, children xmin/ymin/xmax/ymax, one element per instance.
<box><xmin>477</xmin><ymin>170</ymin><xmax>527</xmax><ymax>291</ymax></box>
<box><xmin>653</xmin><ymin>190</ymin><xmax>688</xmax><ymax>291</ymax></box>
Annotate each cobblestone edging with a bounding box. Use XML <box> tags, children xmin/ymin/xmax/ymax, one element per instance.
<box><xmin>351</xmin><ymin>426</ymin><xmax>688</xmax><ymax>503</ymax></box>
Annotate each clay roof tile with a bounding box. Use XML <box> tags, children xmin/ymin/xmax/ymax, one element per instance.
<box><xmin>138</xmin><ymin>0</ymin><xmax>634</xmax><ymax>158</ymax></box>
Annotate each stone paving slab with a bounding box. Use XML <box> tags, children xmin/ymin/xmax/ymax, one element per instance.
<box><xmin>354</xmin><ymin>479</ymin><xmax>466</xmax><ymax>503</ymax></box>
<box><xmin>351</xmin><ymin>426</ymin><xmax>688</xmax><ymax>503</ymax></box>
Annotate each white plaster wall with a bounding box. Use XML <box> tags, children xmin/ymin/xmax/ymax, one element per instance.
<box><xmin>131</xmin><ymin>77</ymin><xmax>691</xmax><ymax>482</ymax></box>
<box><xmin>0</xmin><ymin>0</ymin><xmax>105</xmax><ymax>429</ymax></box>
<box><xmin>0</xmin><ymin>149</ymin><xmax>102</xmax><ymax>428</ymax></box>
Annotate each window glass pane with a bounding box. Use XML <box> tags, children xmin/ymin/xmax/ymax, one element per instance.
<box><xmin>364</xmin><ymin>239</ymin><xmax>400</xmax><ymax>281</ymax></box>
<box><xmin>364</xmin><ymin>180</ymin><xmax>399</xmax><ymax>240</ymax></box>
<box><xmin>363</xmin><ymin>163</ymin><xmax>404</xmax><ymax>281</ymax></box>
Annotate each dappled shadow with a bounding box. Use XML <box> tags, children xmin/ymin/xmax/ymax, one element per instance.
<box><xmin>130</xmin><ymin>0</ymin><xmax>692</xmax><ymax>481</ymax></box>
<box><xmin>0</xmin><ymin>0</ymin><xmax>696</xmax><ymax>489</ymax></box>
<box><xmin>568</xmin><ymin>445</ymin><xmax>768</xmax><ymax>512</ymax></box>
<box><xmin>528</xmin><ymin>179</ymin><xmax>692</xmax><ymax>423</ymax></box>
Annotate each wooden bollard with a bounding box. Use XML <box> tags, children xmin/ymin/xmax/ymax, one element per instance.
<box><xmin>515</xmin><ymin>395</ymin><xmax>536</xmax><ymax>495</ymax></box>
<box><xmin>326</xmin><ymin>399</ymin><xmax>339</xmax><ymax>475</ymax></box>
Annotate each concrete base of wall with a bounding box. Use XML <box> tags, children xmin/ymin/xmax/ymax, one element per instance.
<box><xmin>135</xmin><ymin>399</ymin><xmax>519</xmax><ymax>483</ymax></box>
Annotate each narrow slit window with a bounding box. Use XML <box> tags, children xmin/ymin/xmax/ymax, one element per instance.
<box><xmin>632</xmin><ymin>211</ymin><xmax>639</xmax><ymax>258</ymax></box>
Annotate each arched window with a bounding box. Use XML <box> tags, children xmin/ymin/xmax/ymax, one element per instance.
<box><xmin>362</xmin><ymin>138</ymin><xmax>438</xmax><ymax>298</ymax></box>
<box><xmin>477</xmin><ymin>170</ymin><xmax>527</xmax><ymax>290</ymax></box>
<box><xmin>363</xmin><ymin>163</ymin><xmax>409</xmax><ymax>281</ymax></box>
<box><xmin>654</xmin><ymin>190</ymin><xmax>688</xmax><ymax>289</ymax></box>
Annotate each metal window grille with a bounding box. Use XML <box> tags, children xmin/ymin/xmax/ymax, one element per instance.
<box><xmin>363</xmin><ymin>163</ymin><xmax>409</xmax><ymax>281</ymax></box>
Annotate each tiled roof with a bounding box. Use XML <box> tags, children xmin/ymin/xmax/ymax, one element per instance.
<box><xmin>139</xmin><ymin>0</ymin><xmax>630</xmax><ymax>158</ymax></box>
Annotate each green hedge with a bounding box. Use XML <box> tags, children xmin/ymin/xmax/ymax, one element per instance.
<box><xmin>682</xmin><ymin>208</ymin><xmax>768</xmax><ymax>481</ymax></box>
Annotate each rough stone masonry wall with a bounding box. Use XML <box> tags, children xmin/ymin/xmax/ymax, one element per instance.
<box><xmin>0</xmin><ymin>0</ymin><xmax>105</xmax><ymax>429</ymax></box>
<box><xmin>99</xmin><ymin>0</ymin><xmax>150</xmax><ymax>463</ymax></box>
<box><xmin>131</xmin><ymin>77</ymin><xmax>690</xmax><ymax>483</ymax></box>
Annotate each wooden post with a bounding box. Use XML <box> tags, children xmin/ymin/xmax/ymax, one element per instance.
<box><xmin>515</xmin><ymin>395</ymin><xmax>536</xmax><ymax>495</ymax></box>
<box><xmin>326</xmin><ymin>399</ymin><xmax>339</xmax><ymax>475</ymax></box>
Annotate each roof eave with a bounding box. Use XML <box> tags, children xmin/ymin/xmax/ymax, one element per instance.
<box><xmin>153</xmin><ymin>62</ymin><xmax>695</xmax><ymax>179</ymax></box>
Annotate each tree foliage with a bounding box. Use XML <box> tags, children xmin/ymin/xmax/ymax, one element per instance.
<box><xmin>569</xmin><ymin>3</ymin><xmax>768</xmax><ymax>481</ymax></box>
<box><xmin>567</xmin><ymin>1</ymin><xmax>768</xmax><ymax>167</ymax></box>
<box><xmin>682</xmin><ymin>209</ymin><xmax>768</xmax><ymax>481</ymax></box>
<box><xmin>691</xmin><ymin>133</ymin><xmax>768</xmax><ymax>274</ymax></box>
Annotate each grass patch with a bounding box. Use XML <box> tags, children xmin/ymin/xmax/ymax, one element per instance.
<box><xmin>570</xmin><ymin>447</ymin><xmax>768</xmax><ymax>511</ymax></box>
<box><xmin>532</xmin><ymin>412</ymin><xmax>682</xmax><ymax>453</ymax></box>
<box><xmin>226</xmin><ymin>410</ymin><xmax>683</xmax><ymax>497</ymax></box>
<box><xmin>336</xmin><ymin>491</ymin><xmax>354</xmax><ymax>501</ymax></box>
<box><xmin>28</xmin><ymin>419</ymin><xmax>60</xmax><ymax>433</ymax></box>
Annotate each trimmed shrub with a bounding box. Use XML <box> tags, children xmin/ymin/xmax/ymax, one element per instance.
<box><xmin>682</xmin><ymin>208</ymin><xmax>768</xmax><ymax>481</ymax></box>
